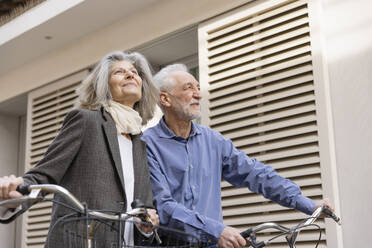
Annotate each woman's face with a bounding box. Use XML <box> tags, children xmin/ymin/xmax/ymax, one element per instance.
<box><xmin>109</xmin><ymin>60</ymin><xmax>142</xmax><ymax>108</ymax></box>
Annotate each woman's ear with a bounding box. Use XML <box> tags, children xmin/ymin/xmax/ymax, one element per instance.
<box><xmin>159</xmin><ymin>92</ymin><xmax>171</xmax><ymax>107</ymax></box>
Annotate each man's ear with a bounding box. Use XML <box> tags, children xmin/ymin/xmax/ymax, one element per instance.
<box><xmin>159</xmin><ymin>92</ymin><xmax>171</xmax><ymax>107</ymax></box>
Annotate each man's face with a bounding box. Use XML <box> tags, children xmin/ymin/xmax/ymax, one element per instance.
<box><xmin>167</xmin><ymin>71</ymin><xmax>202</xmax><ymax>121</ymax></box>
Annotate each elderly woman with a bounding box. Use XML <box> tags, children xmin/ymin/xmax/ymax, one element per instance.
<box><xmin>0</xmin><ymin>51</ymin><xmax>159</xmax><ymax>247</ymax></box>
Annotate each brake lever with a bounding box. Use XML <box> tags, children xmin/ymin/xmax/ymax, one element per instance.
<box><xmin>131</xmin><ymin>200</ymin><xmax>162</xmax><ymax>244</ymax></box>
<box><xmin>322</xmin><ymin>206</ymin><xmax>341</xmax><ymax>225</ymax></box>
<box><xmin>252</xmin><ymin>242</ymin><xmax>266</xmax><ymax>248</ymax></box>
<box><xmin>0</xmin><ymin>197</ymin><xmax>37</xmax><ymax>208</ymax></box>
<box><xmin>0</xmin><ymin>196</ymin><xmax>41</xmax><ymax>224</ymax></box>
<box><xmin>247</xmin><ymin>232</ymin><xmax>266</xmax><ymax>248</ymax></box>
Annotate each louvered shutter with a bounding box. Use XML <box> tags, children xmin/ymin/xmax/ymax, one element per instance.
<box><xmin>199</xmin><ymin>0</ymin><xmax>326</xmax><ymax>246</ymax></box>
<box><xmin>23</xmin><ymin>70</ymin><xmax>88</xmax><ymax>248</ymax></box>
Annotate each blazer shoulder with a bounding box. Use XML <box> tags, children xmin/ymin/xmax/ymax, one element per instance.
<box><xmin>67</xmin><ymin>108</ymin><xmax>102</xmax><ymax>120</ymax></box>
<box><xmin>69</xmin><ymin>108</ymin><xmax>100</xmax><ymax>116</ymax></box>
<box><xmin>63</xmin><ymin>108</ymin><xmax>104</xmax><ymax>130</ymax></box>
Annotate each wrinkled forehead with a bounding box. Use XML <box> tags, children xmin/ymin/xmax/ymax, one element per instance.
<box><xmin>170</xmin><ymin>71</ymin><xmax>199</xmax><ymax>87</ymax></box>
<box><xmin>110</xmin><ymin>60</ymin><xmax>136</xmax><ymax>72</ymax></box>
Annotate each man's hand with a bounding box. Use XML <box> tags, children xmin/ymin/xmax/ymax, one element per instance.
<box><xmin>314</xmin><ymin>198</ymin><xmax>334</xmax><ymax>217</ymax></box>
<box><xmin>137</xmin><ymin>209</ymin><xmax>159</xmax><ymax>233</ymax></box>
<box><xmin>218</xmin><ymin>226</ymin><xmax>247</xmax><ymax>248</ymax></box>
<box><xmin>0</xmin><ymin>175</ymin><xmax>24</xmax><ymax>208</ymax></box>
<box><xmin>147</xmin><ymin>208</ymin><xmax>159</xmax><ymax>225</ymax></box>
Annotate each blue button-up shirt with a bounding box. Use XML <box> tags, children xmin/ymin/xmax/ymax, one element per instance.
<box><xmin>142</xmin><ymin>118</ymin><xmax>315</xmax><ymax>243</ymax></box>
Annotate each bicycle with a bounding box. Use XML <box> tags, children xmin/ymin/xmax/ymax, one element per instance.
<box><xmin>0</xmin><ymin>184</ymin><xmax>202</xmax><ymax>248</ymax></box>
<box><xmin>240</xmin><ymin>204</ymin><xmax>341</xmax><ymax>248</ymax></box>
<box><xmin>0</xmin><ymin>184</ymin><xmax>341</xmax><ymax>248</ymax></box>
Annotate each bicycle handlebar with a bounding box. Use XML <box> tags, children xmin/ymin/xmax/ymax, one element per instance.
<box><xmin>322</xmin><ymin>206</ymin><xmax>341</xmax><ymax>224</ymax></box>
<box><xmin>3</xmin><ymin>184</ymin><xmax>341</xmax><ymax>248</ymax></box>
<box><xmin>11</xmin><ymin>184</ymin><xmax>148</xmax><ymax>221</ymax></box>
<box><xmin>240</xmin><ymin>222</ymin><xmax>290</xmax><ymax>238</ymax></box>
<box><xmin>240</xmin><ymin>205</ymin><xmax>341</xmax><ymax>248</ymax></box>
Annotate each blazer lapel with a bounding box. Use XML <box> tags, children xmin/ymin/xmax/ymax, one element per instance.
<box><xmin>132</xmin><ymin>134</ymin><xmax>148</xmax><ymax>202</ymax></box>
<box><xmin>101</xmin><ymin>109</ymin><xmax>125</xmax><ymax>192</ymax></box>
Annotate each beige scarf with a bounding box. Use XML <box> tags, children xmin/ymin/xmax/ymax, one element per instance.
<box><xmin>105</xmin><ymin>100</ymin><xmax>142</xmax><ymax>135</ymax></box>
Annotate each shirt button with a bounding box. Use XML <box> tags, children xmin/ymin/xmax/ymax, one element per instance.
<box><xmin>190</xmin><ymin>164</ymin><xmax>194</xmax><ymax>169</ymax></box>
<box><xmin>192</xmin><ymin>205</ymin><xmax>196</xmax><ymax>210</ymax></box>
<box><xmin>192</xmin><ymin>186</ymin><xmax>196</xmax><ymax>190</ymax></box>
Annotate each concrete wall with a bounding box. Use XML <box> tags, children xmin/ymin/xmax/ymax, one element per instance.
<box><xmin>321</xmin><ymin>0</ymin><xmax>372</xmax><ymax>247</ymax></box>
<box><xmin>0</xmin><ymin>114</ymin><xmax>20</xmax><ymax>248</ymax></box>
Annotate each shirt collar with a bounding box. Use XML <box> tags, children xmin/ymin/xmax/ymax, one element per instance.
<box><xmin>158</xmin><ymin>117</ymin><xmax>201</xmax><ymax>139</ymax></box>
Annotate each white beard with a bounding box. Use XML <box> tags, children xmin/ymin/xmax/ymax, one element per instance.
<box><xmin>173</xmin><ymin>98</ymin><xmax>201</xmax><ymax>121</ymax></box>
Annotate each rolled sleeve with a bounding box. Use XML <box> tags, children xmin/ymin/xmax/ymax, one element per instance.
<box><xmin>294</xmin><ymin>195</ymin><xmax>316</xmax><ymax>215</ymax></box>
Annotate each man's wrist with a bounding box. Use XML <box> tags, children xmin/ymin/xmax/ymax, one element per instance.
<box><xmin>295</xmin><ymin>195</ymin><xmax>316</xmax><ymax>215</ymax></box>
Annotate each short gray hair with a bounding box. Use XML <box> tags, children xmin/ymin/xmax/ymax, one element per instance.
<box><xmin>153</xmin><ymin>64</ymin><xmax>188</xmax><ymax>92</ymax></box>
<box><xmin>76</xmin><ymin>51</ymin><xmax>158</xmax><ymax>125</ymax></box>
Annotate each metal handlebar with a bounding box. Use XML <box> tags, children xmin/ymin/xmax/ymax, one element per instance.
<box><xmin>240</xmin><ymin>205</ymin><xmax>341</xmax><ymax>248</ymax></box>
<box><xmin>0</xmin><ymin>184</ymin><xmax>149</xmax><ymax>225</ymax></box>
<box><xmin>0</xmin><ymin>183</ymin><xmax>163</xmax><ymax>247</ymax></box>
<box><xmin>18</xmin><ymin>184</ymin><xmax>148</xmax><ymax>220</ymax></box>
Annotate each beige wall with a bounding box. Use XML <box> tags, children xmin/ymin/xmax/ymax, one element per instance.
<box><xmin>0</xmin><ymin>114</ymin><xmax>20</xmax><ymax>248</ymax></box>
<box><xmin>0</xmin><ymin>0</ymin><xmax>250</xmax><ymax>103</ymax></box>
<box><xmin>320</xmin><ymin>0</ymin><xmax>372</xmax><ymax>246</ymax></box>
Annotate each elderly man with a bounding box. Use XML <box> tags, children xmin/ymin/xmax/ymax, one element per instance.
<box><xmin>142</xmin><ymin>64</ymin><xmax>329</xmax><ymax>248</ymax></box>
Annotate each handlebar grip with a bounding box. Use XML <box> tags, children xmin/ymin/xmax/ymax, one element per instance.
<box><xmin>16</xmin><ymin>184</ymin><xmax>30</xmax><ymax>195</ymax></box>
<box><xmin>322</xmin><ymin>206</ymin><xmax>341</xmax><ymax>223</ymax></box>
<box><xmin>240</xmin><ymin>228</ymin><xmax>253</xmax><ymax>238</ymax></box>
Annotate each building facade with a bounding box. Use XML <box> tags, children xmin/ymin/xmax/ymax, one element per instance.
<box><xmin>0</xmin><ymin>0</ymin><xmax>371</xmax><ymax>247</ymax></box>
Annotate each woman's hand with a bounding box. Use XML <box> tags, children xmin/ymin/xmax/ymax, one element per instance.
<box><xmin>0</xmin><ymin>175</ymin><xmax>24</xmax><ymax>208</ymax></box>
<box><xmin>136</xmin><ymin>209</ymin><xmax>159</xmax><ymax>234</ymax></box>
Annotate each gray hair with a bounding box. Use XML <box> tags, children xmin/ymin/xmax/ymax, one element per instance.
<box><xmin>76</xmin><ymin>51</ymin><xmax>158</xmax><ymax>125</ymax></box>
<box><xmin>153</xmin><ymin>64</ymin><xmax>188</xmax><ymax>92</ymax></box>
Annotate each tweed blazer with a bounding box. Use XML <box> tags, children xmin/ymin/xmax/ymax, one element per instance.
<box><xmin>23</xmin><ymin>107</ymin><xmax>153</xmax><ymax>247</ymax></box>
